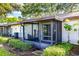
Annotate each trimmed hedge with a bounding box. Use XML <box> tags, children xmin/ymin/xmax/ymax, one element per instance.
<box><xmin>43</xmin><ymin>42</ymin><xmax>73</xmax><ymax>56</ymax></box>
<box><xmin>0</xmin><ymin>37</ymin><xmax>9</xmax><ymax>44</ymax></box>
<box><xmin>9</xmin><ymin>39</ymin><xmax>32</xmax><ymax>51</ymax></box>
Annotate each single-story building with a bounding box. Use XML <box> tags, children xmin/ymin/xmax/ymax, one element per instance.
<box><xmin>0</xmin><ymin>12</ymin><xmax>79</xmax><ymax>49</ymax></box>
<box><xmin>0</xmin><ymin>23</ymin><xmax>10</xmax><ymax>36</ymax></box>
<box><xmin>0</xmin><ymin>22</ymin><xmax>21</xmax><ymax>38</ymax></box>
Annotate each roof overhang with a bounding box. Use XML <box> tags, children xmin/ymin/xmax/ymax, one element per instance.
<box><xmin>1</xmin><ymin>12</ymin><xmax>79</xmax><ymax>27</ymax></box>
<box><xmin>56</xmin><ymin>12</ymin><xmax>79</xmax><ymax>21</ymax></box>
<box><xmin>22</xmin><ymin>12</ymin><xmax>79</xmax><ymax>22</ymax></box>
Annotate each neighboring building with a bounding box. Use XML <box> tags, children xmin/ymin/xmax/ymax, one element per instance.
<box><xmin>10</xmin><ymin>25</ymin><xmax>21</xmax><ymax>38</ymax></box>
<box><xmin>0</xmin><ymin>22</ymin><xmax>21</xmax><ymax>38</ymax></box>
<box><xmin>0</xmin><ymin>23</ymin><xmax>10</xmax><ymax>36</ymax></box>
<box><xmin>0</xmin><ymin>12</ymin><xmax>79</xmax><ymax>49</ymax></box>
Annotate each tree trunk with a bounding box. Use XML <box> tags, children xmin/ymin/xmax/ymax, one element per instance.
<box><xmin>68</xmin><ymin>31</ymin><xmax>70</xmax><ymax>43</ymax></box>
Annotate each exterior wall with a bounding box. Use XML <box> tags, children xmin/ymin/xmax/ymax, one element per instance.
<box><xmin>19</xmin><ymin>26</ymin><xmax>23</xmax><ymax>39</ymax></box>
<box><xmin>8</xmin><ymin>26</ymin><xmax>11</xmax><ymax>36</ymax></box>
<box><xmin>62</xmin><ymin>20</ymin><xmax>79</xmax><ymax>44</ymax></box>
<box><xmin>10</xmin><ymin>25</ymin><xmax>21</xmax><ymax>38</ymax></box>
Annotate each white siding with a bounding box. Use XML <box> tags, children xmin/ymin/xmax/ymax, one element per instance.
<box><xmin>10</xmin><ymin>25</ymin><xmax>21</xmax><ymax>37</ymax></box>
<box><xmin>62</xmin><ymin>20</ymin><xmax>79</xmax><ymax>44</ymax></box>
<box><xmin>24</xmin><ymin>24</ymin><xmax>32</xmax><ymax>39</ymax></box>
<box><xmin>19</xmin><ymin>26</ymin><xmax>23</xmax><ymax>39</ymax></box>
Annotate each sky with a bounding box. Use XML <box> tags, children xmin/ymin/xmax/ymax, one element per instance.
<box><xmin>7</xmin><ymin>11</ymin><xmax>22</xmax><ymax>18</ymax></box>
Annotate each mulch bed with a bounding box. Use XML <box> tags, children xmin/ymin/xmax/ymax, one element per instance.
<box><xmin>3</xmin><ymin>43</ymin><xmax>79</xmax><ymax>56</ymax></box>
<box><xmin>3</xmin><ymin>44</ymin><xmax>42</xmax><ymax>56</ymax></box>
<box><xmin>70</xmin><ymin>45</ymin><xmax>79</xmax><ymax>56</ymax></box>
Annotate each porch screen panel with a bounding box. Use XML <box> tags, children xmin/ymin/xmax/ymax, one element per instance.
<box><xmin>33</xmin><ymin>24</ymin><xmax>38</xmax><ymax>38</ymax></box>
<box><xmin>53</xmin><ymin>21</ymin><xmax>62</xmax><ymax>43</ymax></box>
<box><xmin>53</xmin><ymin>21</ymin><xmax>57</xmax><ymax>42</ymax></box>
<box><xmin>43</xmin><ymin>24</ymin><xmax>51</xmax><ymax>40</ymax></box>
<box><xmin>32</xmin><ymin>24</ymin><xmax>39</xmax><ymax>42</ymax></box>
<box><xmin>57</xmin><ymin>21</ymin><xmax>62</xmax><ymax>43</ymax></box>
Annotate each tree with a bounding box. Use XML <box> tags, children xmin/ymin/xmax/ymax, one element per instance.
<box><xmin>20</xmin><ymin>3</ymin><xmax>78</xmax><ymax>18</ymax></box>
<box><xmin>64</xmin><ymin>24</ymin><xmax>72</xmax><ymax>43</ymax></box>
<box><xmin>0</xmin><ymin>3</ymin><xmax>20</xmax><ymax>16</ymax></box>
<box><xmin>0</xmin><ymin>3</ymin><xmax>21</xmax><ymax>23</ymax></box>
<box><xmin>0</xmin><ymin>17</ymin><xmax>21</xmax><ymax>23</ymax></box>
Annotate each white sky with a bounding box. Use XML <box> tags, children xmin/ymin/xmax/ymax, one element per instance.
<box><xmin>7</xmin><ymin>11</ymin><xmax>22</xmax><ymax>18</ymax></box>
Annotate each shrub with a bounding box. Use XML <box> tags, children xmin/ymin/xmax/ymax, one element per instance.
<box><xmin>77</xmin><ymin>40</ymin><xmax>79</xmax><ymax>44</ymax></box>
<box><xmin>0</xmin><ymin>37</ymin><xmax>9</xmax><ymax>44</ymax></box>
<box><xmin>43</xmin><ymin>42</ymin><xmax>73</xmax><ymax>56</ymax></box>
<box><xmin>9</xmin><ymin>39</ymin><xmax>32</xmax><ymax>51</ymax></box>
<box><xmin>0</xmin><ymin>48</ymin><xmax>15</xmax><ymax>56</ymax></box>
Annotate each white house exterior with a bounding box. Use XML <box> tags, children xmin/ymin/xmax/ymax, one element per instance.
<box><xmin>62</xmin><ymin>19</ymin><xmax>79</xmax><ymax>45</ymax></box>
<box><xmin>0</xmin><ymin>12</ymin><xmax>79</xmax><ymax>49</ymax></box>
<box><xmin>10</xmin><ymin>25</ymin><xmax>21</xmax><ymax>38</ymax></box>
<box><xmin>0</xmin><ymin>23</ymin><xmax>21</xmax><ymax>39</ymax></box>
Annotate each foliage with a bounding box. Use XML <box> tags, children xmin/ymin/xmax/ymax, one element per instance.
<box><xmin>0</xmin><ymin>3</ymin><xmax>20</xmax><ymax>16</ymax></box>
<box><xmin>77</xmin><ymin>40</ymin><xmax>79</xmax><ymax>44</ymax></box>
<box><xmin>64</xmin><ymin>24</ymin><xmax>72</xmax><ymax>31</ymax></box>
<box><xmin>73</xmin><ymin>23</ymin><xmax>79</xmax><ymax>31</ymax></box>
<box><xmin>0</xmin><ymin>48</ymin><xmax>15</xmax><ymax>56</ymax></box>
<box><xmin>21</xmin><ymin>3</ymin><xmax>78</xmax><ymax>18</ymax></box>
<box><xmin>64</xmin><ymin>24</ymin><xmax>72</xmax><ymax>42</ymax></box>
<box><xmin>9</xmin><ymin>39</ymin><xmax>32</xmax><ymax>51</ymax></box>
<box><xmin>0</xmin><ymin>36</ymin><xmax>9</xmax><ymax>44</ymax></box>
<box><xmin>43</xmin><ymin>42</ymin><xmax>73</xmax><ymax>56</ymax></box>
<box><xmin>0</xmin><ymin>17</ymin><xmax>20</xmax><ymax>23</ymax></box>
<box><xmin>56</xmin><ymin>42</ymin><xmax>73</xmax><ymax>54</ymax></box>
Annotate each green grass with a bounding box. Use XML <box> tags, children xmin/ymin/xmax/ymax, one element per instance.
<box><xmin>43</xmin><ymin>42</ymin><xmax>73</xmax><ymax>56</ymax></box>
<box><xmin>0</xmin><ymin>48</ymin><xmax>15</xmax><ymax>56</ymax></box>
<box><xmin>0</xmin><ymin>36</ymin><xmax>15</xmax><ymax>56</ymax></box>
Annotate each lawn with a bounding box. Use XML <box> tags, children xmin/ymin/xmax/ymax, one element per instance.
<box><xmin>0</xmin><ymin>47</ymin><xmax>15</xmax><ymax>56</ymax></box>
<box><xmin>0</xmin><ymin>37</ymin><xmax>15</xmax><ymax>56</ymax></box>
